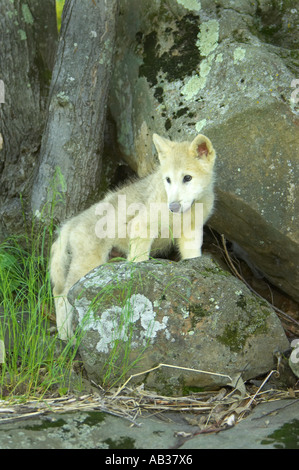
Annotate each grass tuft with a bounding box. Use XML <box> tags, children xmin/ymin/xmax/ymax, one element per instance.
<box><xmin>0</xmin><ymin>169</ymin><xmax>81</xmax><ymax>400</ymax></box>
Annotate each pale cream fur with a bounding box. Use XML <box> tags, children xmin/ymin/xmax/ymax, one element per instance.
<box><xmin>50</xmin><ymin>133</ymin><xmax>216</xmax><ymax>339</ymax></box>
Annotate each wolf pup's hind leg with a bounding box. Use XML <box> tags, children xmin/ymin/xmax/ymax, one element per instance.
<box><xmin>51</xmin><ymin>231</ymin><xmax>111</xmax><ymax>340</ymax></box>
<box><xmin>54</xmin><ymin>295</ymin><xmax>73</xmax><ymax>341</ymax></box>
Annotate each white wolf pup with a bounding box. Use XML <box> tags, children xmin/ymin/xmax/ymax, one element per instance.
<box><xmin>50</xmin><ymin>133</ymin><xmax>216</xmax><ymax>339</ymax></box>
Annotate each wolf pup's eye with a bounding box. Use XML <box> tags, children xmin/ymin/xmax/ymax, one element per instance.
<box><xmin>166</xmin><ymin>177</ymin><xmax>171</xmax><ymax>184</ymax></box>
<box><xmin>183</xmin><ymin>175</ymin><xmax>192</xmax><ymax>183</ymax></box>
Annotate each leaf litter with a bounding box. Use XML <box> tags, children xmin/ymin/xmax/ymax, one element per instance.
<box><xmin>0</xmin><ymin>363</ymin><xmax>298</xmax><ymax>442</ymax></box>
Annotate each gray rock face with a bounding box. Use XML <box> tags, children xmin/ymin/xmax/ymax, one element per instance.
<box><xmin>108</xmin><ymin>0</ymin><xmax>299</xmax><ymax>301</ymax></box>
<box><xmin>68</xmin><ymin>257</ymin><xmax>289</xmax><ymax>394</ymax></box>
<box><xmin>0</xmin><ymin>400</ymin><xmax>298</xmax><ymax>449</ymax></box>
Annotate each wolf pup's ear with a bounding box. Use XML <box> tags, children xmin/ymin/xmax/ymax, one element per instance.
<box><xmin>190</xmin><ymin>134</ymin><xmax>216</xmax><ymax>162</ymax></box>
<box><xmin>153</xmin><ymin>133</ymin><xmax>173</xmax><ymax>157</ymax></box>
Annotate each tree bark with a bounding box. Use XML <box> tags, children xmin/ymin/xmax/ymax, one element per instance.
<box><xmin>0</xmin><ymin>0</ymin><xmax>58</xmax><ymax>239</ymax></box>
<box><xmin>31</xmin><ymin>0</ymin><xmax>119</xmax><ymax>224</ymax></box>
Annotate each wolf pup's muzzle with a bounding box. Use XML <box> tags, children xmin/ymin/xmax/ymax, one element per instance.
<box><xmin>169</xmin><ymin>202</ymin><xmax>181</xmax><ymax>213</ymax></box>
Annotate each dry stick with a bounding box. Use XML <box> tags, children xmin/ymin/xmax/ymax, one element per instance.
<box><xmin>96</xmin><ymin>405</ymin><xmax>142</xmax><ymax>426</ymax></box>
<box><xmin>0</xmin><ymin>396</ymin><xmax>141</xmax><ymax>426</ymax></box>
<box><xmin>246</xmin><ymin>369</ymin><xmax>279</xmax><ymax>408</ymax></box>
<box><xmin>0</xmin><ymin>410</ymin><xmax>45</xmax><ymax>425</ymax></box>
<box><xmin>112</xmin><ymin>363</ymin><xmax>232</xmax><ymax>399</ymax></box>
<box><xmin>221</xmin><ymin>235</ymin><xmax>299</xmax><ymax>327</ymax></box>
<box><xmin>220</xmin><ymin>234</ymin><xmax>246</xmax><ymax>283</ymax></box>
<box><xmin>237</xmin><ymin>369</ymin><xmax>279</xmax><ymax>422</ymax></box>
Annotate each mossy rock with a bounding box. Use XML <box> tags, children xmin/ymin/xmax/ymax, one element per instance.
<box><xmin>69</xmin><ymin>257</ymin><xmax>289</xmax><ymax>395</ymax></box>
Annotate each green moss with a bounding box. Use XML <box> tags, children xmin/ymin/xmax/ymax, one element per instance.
<box><xmin>261</xmin><ymin>419</ymin><xmax>299</xmax><ymax>449</ymax></box>
<box><xmin>24</xmin><ymin>419</ymin><xmax>66</xmax><ymax>431</ymax></box>
<box><xmin>195</xmin><ymin>263</ymin><xmax>230</xmax><ymax>278</ymax></box>
<box><xmin>206</xmin><ymin>266</ymin><xmax>230</xmax><ymax>276</ymax></box>
<box><xmin>253</xmin><ymin>0</ymin><xmax>298</xmax><ymax>49</ymax></box>
<box><xmin>236</xmin><ymin>294</ymin><xmax>247</xmax><ymax>309</ymax></box>
<box><xmin>173</xmin><ymin>107</ymin><xmax>189</xmax><ymax>118</ymax></box>
<box><xmin>217</xmin><ymin>323</ymin><xmax>246</xmax><ymax>352</ymax></box>
<box><xmin>139</xmin><ymin>31</ymin><xmax>159</xmax><ymax>87</ymax></box>
<box><xmin>154</xmin><ymin>86</ymin><xmax>164</xmax><ymax>103</ymax></box>
<box><xmin>182</xmin><ymin>385</ymin><xmax>205</xmax><ymax>395</ymax></box>
<box><xmin>188</xmin><ymin>303</ymin><xmax>210</xmax><ymax>327</ymax></box>
<box><xmin>165</xmin><ymin>118</ymin><xmax>172</xmax><ymax>131</ymax></box>
<box><xmin>22</xmin><ymin>4</ymin><xmax>34</xmax><ymax>25</ymax></box>
<box><xmin>18</xmin><ymin>29</ymin><xmax>27</xmax><ymax>41</ymax></box>
<box><xmin>231</xmin><ymin>29</ymin><xmax>251</xmax><ymax>44</ymax></box>
<box><xmin>139</xmin><ymin>14</ymin><xmax>201</xmax><ymax>88</ymax></box>
<box><xmin>144</xmin><ymin>367</ymin><xmax>182</xmax><ymax>396</ymax></box>
<box><xmin>216</xmin><ymin>301</ymin><xmax>270</xmax><ymax>353</ymax></box>
<box><xmin>104</xmin><ymin>436</ymin><xmax>136</xmax><ymax>449</ymax></box>
<box><xmin>83</xmin><ymin>411</ymin><xmax>106</xmax><ymax>426</ymax></box>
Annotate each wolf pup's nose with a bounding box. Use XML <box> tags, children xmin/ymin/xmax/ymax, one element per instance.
<box><xmin>169</xmin><ymin>202</ymin><xmax>181</xmax><ymax>213</ymax></box>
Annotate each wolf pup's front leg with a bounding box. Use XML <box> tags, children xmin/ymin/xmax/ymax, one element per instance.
<box><xmin>127</xmin><ymin>211</ymin><xmax>153</xmax><ymax>262</ymax></box>
<box><xmin>153</xmin><ymin>132</ymin><xmax>216</xmax><ymax>261</ymax></box>
<box><xmin>175</xmin><ymin>205</ymin><xmax>203</xmax><ymax>260</ymax></box>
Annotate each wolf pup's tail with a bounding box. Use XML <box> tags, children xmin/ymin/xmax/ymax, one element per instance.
<box><xmin>50</xmin><ymin>222</ymin><xmax>71</xmax><ymax>295</ymax></box>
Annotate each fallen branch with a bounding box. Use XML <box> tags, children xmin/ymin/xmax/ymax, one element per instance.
<box><xmin>0</xmin><ymin>382</ymin><xmax>297</xmax><ymax>429</ymax></box>
<box><xmin>112</xmin><ymin>363</ymin><xmax>232</xmax><ymax>398</ymax></box>
<box><xmin>220</xmin><ymin>234</ymin><xmax>299</xmax><ymax>328</ymax></box>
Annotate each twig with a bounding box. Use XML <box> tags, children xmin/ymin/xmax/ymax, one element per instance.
<box><xmin>90</xmin><ymin>380</ymin><xmax>105</xmax><ymax>393</ymax></box>
<box><xmin>237</xmin><ymin>369</ymin><xmax>279</xmax><ymax>422</ymax></box>
<box><xmin>112</xmin><ymin>363</ymin><xmax>232</xmax><ymax>399</ymax></box>
<box><xmin>251</xmin><ymin>397</ymin><xmax>299</xmax><ymax>421</ymax></box>
<box><xmin>221</xmin><ymin>234</ymin><xmax>245</xmax><ymax>283</ymax></box>
<box><xmin>0</xmin><ymin>386</ymin><xmax>297</xmax><ymax>429</ymax></box>
<box><xmin>94</xmin><ymin>405</ymin><xmax>141</xmax><ymax>426</ymax></box>
<box><xmin>0</xmin><ymin>410</ymin><xmax>45</xmax><ymax>424</ymax></box>
<box><xmin>221</xmin><ymin>235</ymin><xmax>299</xmax><ymax>328</ymax></box>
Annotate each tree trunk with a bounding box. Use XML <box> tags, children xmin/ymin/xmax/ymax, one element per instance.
<box><xmin>0</xmin><ymin>0</ymin><xmax>58</xmax><ymax>240</ymax></box>
<box><xmin>31</xmin><ymin>0</ymin><xmax>119</xmax><ymax>224</ymax></box>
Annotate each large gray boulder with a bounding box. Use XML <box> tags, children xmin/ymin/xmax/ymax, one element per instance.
<box><xmin>108</xmin><ymin>0</ymin><xmax>299</xmax><ymax>301</ymax></box>
<box><xmin>68</xmin><ymin>257</ymin><xmax>289</xmax><ymax>394</ymax></box>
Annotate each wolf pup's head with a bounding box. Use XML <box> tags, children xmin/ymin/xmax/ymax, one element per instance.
<box><xmin>153</xmin><ymin>133</ymin><xmax>216</xmax><ymax>213</ymax></box>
